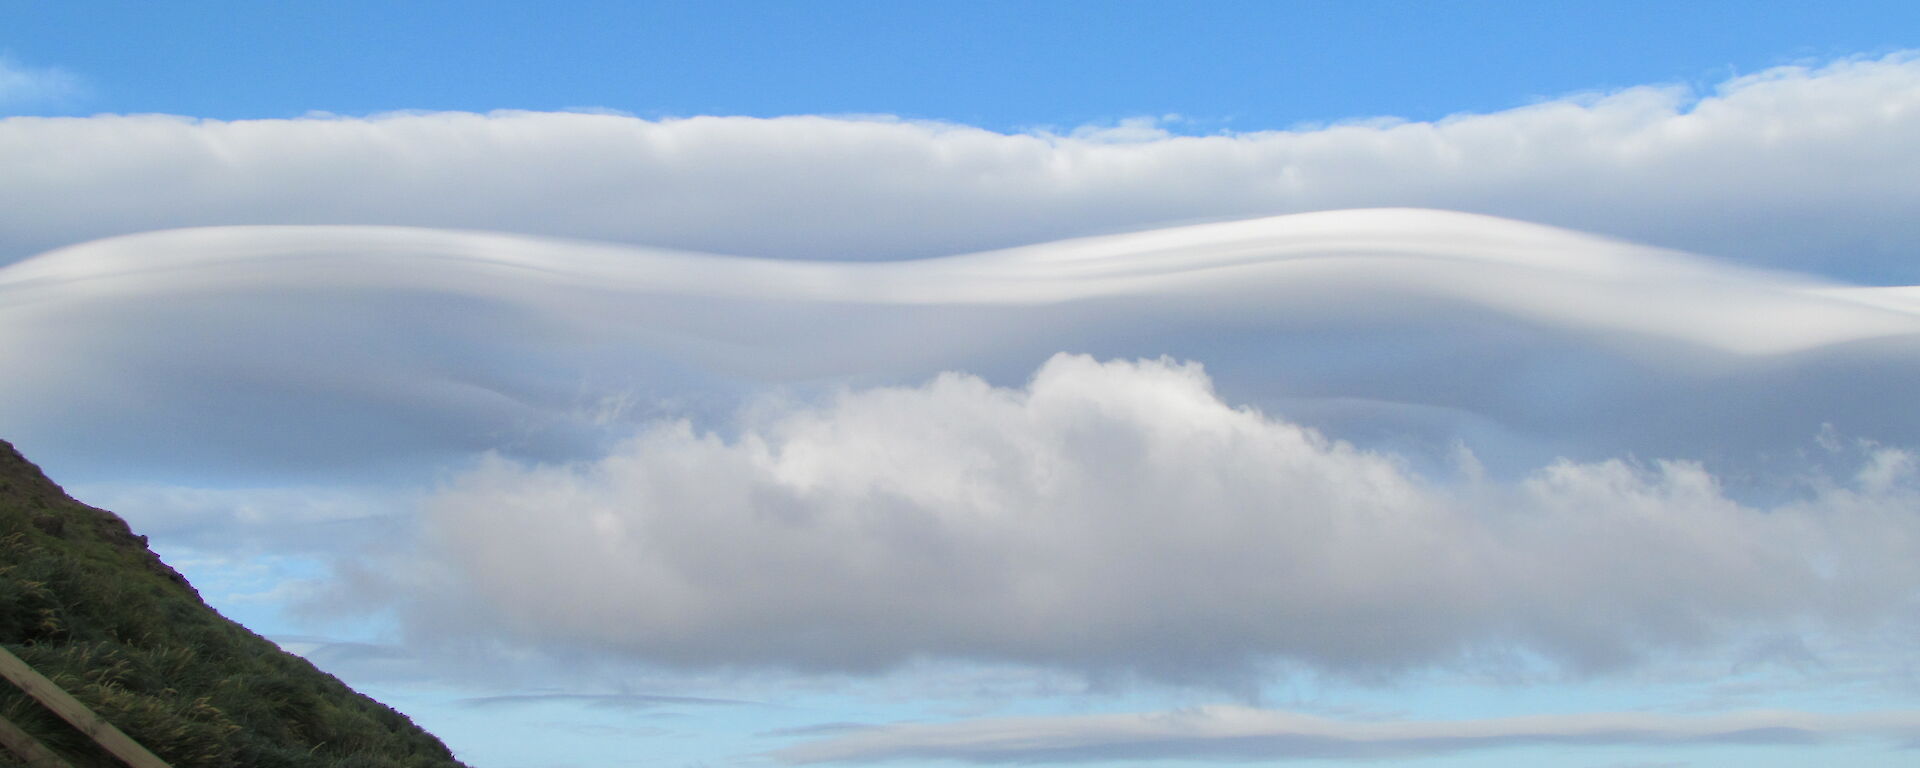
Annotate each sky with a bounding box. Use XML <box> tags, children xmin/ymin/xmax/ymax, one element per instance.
<box><xmin>5</xmin><ymin>3</ymin><xmax>1920</xmax><ymax>767</ymax></box>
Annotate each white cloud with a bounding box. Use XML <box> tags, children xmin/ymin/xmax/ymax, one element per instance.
<box><xmin>0</xmin><ymin>57</ymin><xmax>82</xmax><ymax>109</ymax></box>
<box><xmin>390</xmin><ymin>353</ymin><xmax>1920</xmax><ymax>682</ymax></box>
<box><xmin>0</xmin><ymin>54</ymin><xmax>1917</xmax><ymax>280</ymax></box>
<box><xmin>770</xmin><ymin>705</ymin><xmax>1920</xmax><ymax>763</ymax></box>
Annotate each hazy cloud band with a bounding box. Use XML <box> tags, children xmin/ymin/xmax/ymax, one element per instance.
<box><xmin>772</xmin><ymin>706</ymin><xmax>1920</xmax><ymax>763</ymax></box>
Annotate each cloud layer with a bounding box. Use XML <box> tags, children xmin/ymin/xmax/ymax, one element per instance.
<box><xmin>4</xmin><ymin>209</ymin><xmax>1919</xmax><ymax>681</ymax></box>
<box><xmin>4</xmin><ymin>41</ymin><xmax>1917</xmax><ymax>768</ymax></box>
<box><xmin>1</xmin><ymin>54</ymin><xmax>1917</xmax><ymax>280</ymax></box>
<box><xmin>8</xmin><ymin>208</ymin><xmax>1920</xmax><ymax>484</ymax></box>
<box><xmin>772</xmin><ymin>705</ymin><xmax>1920</xmax><ymax>763</ymax></box>
<box><xmin>399</xmin><ymin>353</ymin><xmax>1920</xmax><ymax>681</ymax></box>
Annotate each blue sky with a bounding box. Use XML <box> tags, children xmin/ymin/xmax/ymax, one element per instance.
<box><xmin>9</xmin><ymin>1</ymin><xmax>1920</xmax><ymax>128</ymax></box>
<box><xmin>6</xmin><ymin>4</ymin><xmax>1920</xmax><ymax>768</ymax></box>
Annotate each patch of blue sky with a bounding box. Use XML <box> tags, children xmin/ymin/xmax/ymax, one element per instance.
<box><xmin>144</xmin><ymin>544</ymin><xmax>332</xmax><ymax>632</ymax></box>
<box><xmin>4</xmin><ymin>1</ymin><xmax>1917</xmax><ymax>129</ymax></box>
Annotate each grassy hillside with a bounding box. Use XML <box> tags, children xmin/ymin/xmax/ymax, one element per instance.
<box><xmin>0</xmin><ymin>438</ymin><xmax>466</xmax><ymax>768</ymax></box>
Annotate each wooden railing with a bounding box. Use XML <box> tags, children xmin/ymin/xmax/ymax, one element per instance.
<box><xmin>0</xmin><ymin>645</ymin><xmax>171</xmax><ymax>768</ymax></box>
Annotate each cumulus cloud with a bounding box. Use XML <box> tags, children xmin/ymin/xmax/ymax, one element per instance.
<box><xmin>770</xmin><ymin>705</ymin><xmax>1920</xmax><ymax>763</ymax></box>
<box><xmin>394</xmin><ymin>353</ymin><xmax>1920</xmax><ymax>682</ymax></box>
<box><xmin>0</xmin><ymin>54</ymin><xmax>1917</xmax><ymax>280</ymax></box>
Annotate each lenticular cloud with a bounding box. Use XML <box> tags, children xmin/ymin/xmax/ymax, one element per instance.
<box><xmin>3</xmin><ymin>53</ymin><xmax>1919</xmax><ymax>279</ymax></box>
<box><xmin>410</xmin><ymin>353</ymin><xmax>1920</xmax><ymax>681</ymax></box>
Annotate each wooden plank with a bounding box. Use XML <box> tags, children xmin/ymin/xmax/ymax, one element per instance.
<box><xmin>0</xmin><ymin>646</ymin><xmax>171</xmax><ymax>768</ymax></box>
<box><xmin>0</xmin><ymin>713</ymin><xmax>76</xmax><ymax>768</ymax></box>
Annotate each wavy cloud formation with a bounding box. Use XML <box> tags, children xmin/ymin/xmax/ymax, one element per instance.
<box><xmin>403</xmin><ymin>353</ymin><xmax>1920</xmax><ymax>681</ymax></box>
<box><xmin>1</xmin><ymin>54</ymin><xmax>1917</xmax><ymax>280</ymax></box>
<box><xmin>771</xmin><ymin>705</ymin><xmax>1920</xmax><ymax>763</ymax></box>
<box><xmin>6</xmin><ymin>208</ymin><xmax>1920</xmax><ymax>482</ymax></box>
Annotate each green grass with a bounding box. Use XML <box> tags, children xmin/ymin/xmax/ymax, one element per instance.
<box><xmin>0</xmin><ymin>439</ymin><xmax>466</xmax><ymax>768</ymax></box>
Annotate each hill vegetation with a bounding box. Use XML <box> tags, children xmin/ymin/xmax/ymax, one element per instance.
<box><xmin>0</xmin><ymin>438</ymin><xmax>465</xmax><ymax>767</ymax></box>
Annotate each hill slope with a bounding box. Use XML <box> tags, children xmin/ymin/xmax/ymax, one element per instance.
<box><xmin>0</xmin><ymin>438</ymin><xmax>465</xmax><ymax>768</ymax></box>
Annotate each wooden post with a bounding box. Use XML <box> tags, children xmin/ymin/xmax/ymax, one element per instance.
<box><xmin>0</xmin><ymin>646</ymin><xmax>171</xmax><ymax>768</ymax></box>
<box><xmin>0</xmin><ymin>714</ymin><xmax>75</xmax><ymax>768</ymax></box>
